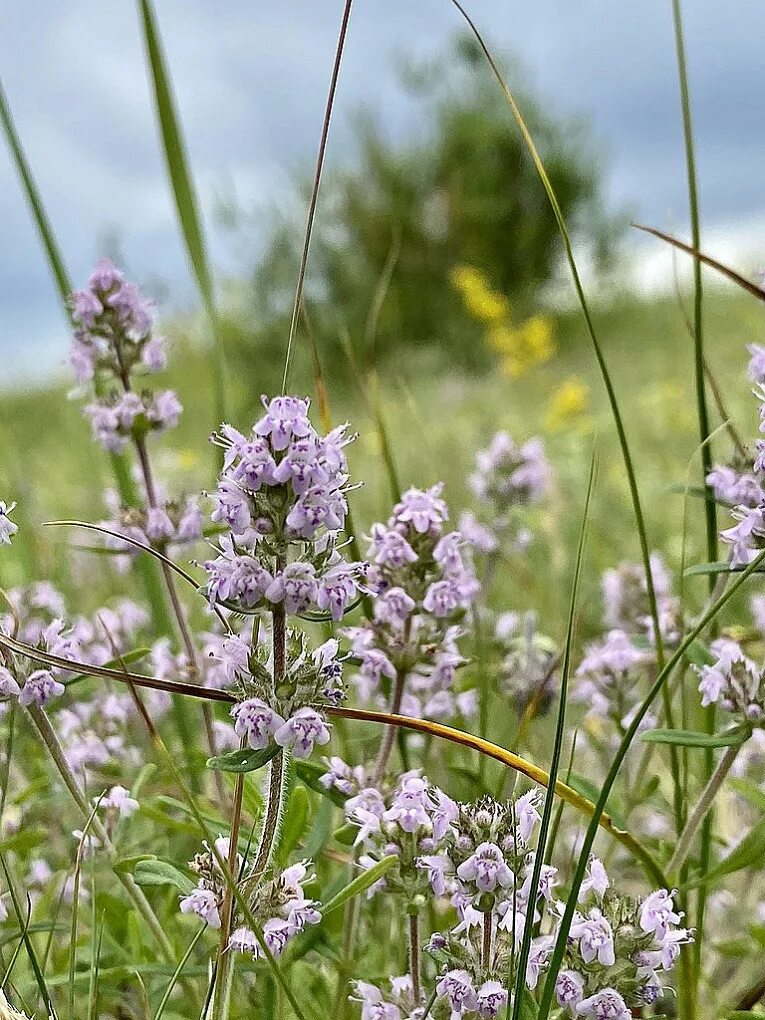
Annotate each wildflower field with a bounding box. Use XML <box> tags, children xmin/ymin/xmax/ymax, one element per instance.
<box><xmin>2</xmin><ymin>4</ymin><xmax>765</xmax><ymax>1020</ymax></box>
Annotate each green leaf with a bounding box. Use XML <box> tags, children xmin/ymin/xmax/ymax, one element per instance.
<box><xmin>686</xmin><ymin>817</ymin><xmax>765</xmax><ymax>889</ymax></box>
<box><xmin>685</xmin><ymin>561</ymin><xmax>765</xmax><ymax>577</ymax></box>
<box><xmin>517</xmin><ymin>988</ymin><xmax>539</xmax><ymax>1020</ymax></box>
<box><xmin>206</xmin><ymin>744</ymin><xmax>280</xmax><ymax>773</ymax></box>
<box><xmin>65</xmin><ymin>647</ymin><xmax>150</xmax><ymax>687</ymax></box>
<box><xmin>294</xmin><ymin>759</ymin><xmax>347</xmax><ymax>807</ymax></box>
<box><xmin>113</xmin><ymin>854</ymin><xmax>158</xmax><ymax>875</ymax></box>
<box><xmin>641</xmin><ymin>727</ymin><xmax>749</xmax><ymax>749</ymax></box>
<box><xmin>133</xmin><ymin>859</ymin><xmax>195</xmax><ymax>894</ymax></box>
<box><xmin>331</xmin><ymin>823</ymin><xmax>357</xmax><ymax>846</ymax></box>
<box><xmin>320</xmin><ymin>856</ymin><xmax>398</xmax><ymax>916</ymax></box>
<box><xmin>729</xmin><ymin>777</ymin><xmax>765</xmax><ymax>811</ymax></box>
<box><xmin>684</xmin><ymin>638</ymin><xmax>715</xmax><ymax>668</ymax></box>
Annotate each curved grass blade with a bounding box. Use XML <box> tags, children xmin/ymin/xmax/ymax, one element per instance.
<box><xmin>634</xmin><ymin>224</ymin><xmax>765</xmax><ymax>302</ymax></box>
<box><xmin>0</xmin><ymin>80</ymin><xmax>70</xmax><ymax>299</ymax></box>
<box><xmin>446</xmin><ymin>0</ymin><xmax>663</xmax><ymax>653</ymax></box>
<box><xmin>670</xmin><ymin>5</ymin><xmax>718</xmax><ymax>996</ymax></box>
<box><xmin>136</xmin><ymin>0</ymin><xmax>226</xmax><ymax>422</ymax></box>
<box><xmin>320</xmin><ymin>855</ymin><xmax>398</xmax><ymax>917</ymax></box>
<box><xmin>154</xmin><ymin>924</ymin><xmax>208</xmax><ymax>1020</ymax></box>
<box><xmin>282</xmin><ymin>0</ymin><xmax>355</xmax><ymax>391</ymax></box>
<box><xmin>510</xmin><ymin>452</ymin><xmax>596</xmax><ymax>1019</ymax></box>
<box><xmin>536</xmin><ymin>546</ymin><xmax>765</xmax><ymax>1019</ymax></box>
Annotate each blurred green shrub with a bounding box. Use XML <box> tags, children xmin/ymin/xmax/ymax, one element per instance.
<box><xmin>218</xmin><ymin>34</ymin><xmax>619</xmax><ymax>390</ymax></box>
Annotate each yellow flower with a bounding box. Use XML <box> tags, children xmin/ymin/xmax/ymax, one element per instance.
<box><xmin>545</xmin><ymin>376</ymin><xmax>592</xmax><ymax>432</ymax></box>
<box><xmin>450</xmin><ymin>265</ymin><xmax>509</xmax><ymax>324</ymax></box>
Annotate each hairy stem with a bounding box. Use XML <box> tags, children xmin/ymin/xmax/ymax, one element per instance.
<box><xmin>481</xmin><ymin>911</ymin><xmax>492</xmax><ymax>973</ymax></box>
<box><xmin>250</xmin><ymin>586</ymin><xmax>289</xmax><ymax>885</ymax></box>
<box><xmin>408</xmin><ymin>911</ymin><xmax>422</xmax><ymax>1006</ymax></box>
<box><xmin>667</xmin><ymin>740</ymin><xmax>741</xmax><ymax>876</ymax></box>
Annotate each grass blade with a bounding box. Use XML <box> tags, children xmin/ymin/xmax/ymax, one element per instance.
<box><xmin>282</xmin><ymin>0</ymin><xmax>354</xmax><ymax>391</ymax></box>
<box><xmin>0</xmin><ymin>79</ymin><xmax>71</xmax><ymax>300</ymax></box>
<box><xmin>510</xmin><ymin>452</ymin><xmax>596</xmax><ymax>1019</ymax></box>
<box><xmin>154</xmin><ymin>924</ymin><xmax>208</xmax><ymax>1020</ymax></box>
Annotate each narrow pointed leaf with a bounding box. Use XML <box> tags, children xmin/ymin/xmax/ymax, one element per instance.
<box><xmin>320</xmin><ymin>855</ymin><xmax>398</xmax><ymax>917</ymax></box>
<box><xmin>641</xmin><ymin>727</ymin><xmax>749</xmax><ymax>749</ymax></box>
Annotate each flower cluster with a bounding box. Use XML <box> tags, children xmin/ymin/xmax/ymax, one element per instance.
<box><xmin>714</xmin><ymin>344</ymin><xmax>765</xmax><ymax>564</ymax></box>
<box><xmin>351</xmin><ymin>976</ymin><xmax>425</xmax><ymax>1020</ymax></box>
<box><xmin>553</xmin><ymin>863</ymin><xmax>692</xmax><ymax>1016</ymax></box>
<box><xmin>468</xmin><ymin>431</ymin><xmax>551</xmax><ymax>552</ymax></box>
<box><xmin>574</xmin><ymin>554</ymin><xmax>679</xmax><ymax>732</ymax></box>
<box><xmin>0</xmin><ymin>500</ymin><xmax>17</xmax><ymax>546</ymax></box>
<box><xmin>204</xmin><ymin>396</ymin><xmax>362</xmax><ymax>620</ymax></box>
<box><xmin>493</xmin><ymin>611</ymin><xmax>559</xmax><ymax>716</ymax></box>
<box><xmin>695</xmin><ymin>636</ymin><xmax>765</xmax><ymax>725</ymax></box>
<box><xmin>420</xmin><ymin>794</ymin><xmax>553</xmax><ymax>1018</ymax></box>
<box><xmin>69</xmin><ymin>259</ymin><xmax>182</xmax><ymax>451</ymax></box>
<box><xmin>180</xmin><ymin>839</ymin><xmax>321</xmax><ymax>959</ymax></box>
<box><xmin>601</xmin><ymin>553</ymin><xmax>679</xmax><ymax>645</ymax></box>
<box><xmin>343</xmin><ymin>484</ymin><xmax>478</xmax><ymax>725</ymax></box>
<box><xmin>0</xmin><ymin>583</ymin><xmax>161</xmax><ymax>769</ymax></box>
<box><xmin>229</xmin><ymin>635</ymin><xmax>343</xmax><ymax>759</ymax></box>
<box><xmin>344</xmin><ymin>771</ymin><xmax>458</xmax><ymax>901</ymax></box>
<box><xmin>101</xmin><ymin>494</ymin><xmax>203</xmax><ymax>559</ymax></box>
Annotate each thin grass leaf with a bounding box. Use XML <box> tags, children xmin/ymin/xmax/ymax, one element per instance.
<box><xmin>0</xmin><ymin>856</ymin><xmax>55</xmax><ymax>1017</ymax></box>
<box><xmin>510</xmin><ymin>452</ymin><xmax>596</xmax><ymax>1019</ymax></box>
<box><xmin>0</xmin><ymin>79</ymin><xmax>71</xmax><ymax>300</ymax></box>
<box><xmin>641</xmin><ymin>727</ymin><xmax>749</xmax><ymax>749</ymax></box>
<box><xmin>684</xmin><ymin>817</ymin><xmax>765</xmax><ymax>890</ymax></box>
<box><xmin>282</xmin><ymin>0</ymin><xmax>355</xmax><ymax>391</ymax></box>
<box><xmin>154</xmin><ymin>924</ymin><xmax>208</xmax><ymax>1020</ymax></box>
<box><xmin>634</xmin><ymin>224</ymin><xmax>765</xmax><ymax>302</ymax></box>
<box><xmin>320</xmin><ymin>856</ymin><xmax>398</xmax><ymax>917</ymax></box>
<box><xmin>136</xmin><ymin>0</ymin><xmax>226</xmax><ymax>422</ymax></box>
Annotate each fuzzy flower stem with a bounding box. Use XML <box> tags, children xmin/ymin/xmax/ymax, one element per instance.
<box><xmin>408</xmin><ymin>910</ymin><xmax>422</xmax><ymax>1006</ymax></box>
<box><xmin>482</xmin><ymin>910</ymin><xmax>493</xmax><ymax>973</ymax></box>
<box><xmin>373</xmin><ymin>667</ymin><xmax>406</xmax><ymax>784</ymax></box>
<box><xmin>251</xmin><ymin>560</ymin><xmax>289</xmax><ymax>884</ymax></box>
<box><xmin>667</xmin><ymin>740</ymin><xmax>742</xmax><ymax>876</ymax></box>
<box><xmin>26</xmin><ymin>704</ymin><xmax>176</xmax><ymax>966</ymax></box>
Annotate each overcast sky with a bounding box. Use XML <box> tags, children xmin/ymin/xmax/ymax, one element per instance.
<box><xmin>2</xmin><ymin>1</ymin><xmax>764</xmax><ymax>383</ymax></box>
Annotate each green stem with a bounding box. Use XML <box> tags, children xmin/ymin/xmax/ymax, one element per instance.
<box><xmin>670</xmin><ymin>3</ymin><xmax>716</xmax><ymax>1009</ymax></box>
<box><xmin>667</xmin><ymin>740</ymin><xmax>741</xmax><ymax>876</ymax></box>
<box><xmin>211</xmin><ymin>767</ymin><xmax>245</xmax><ymax>1020</ymax></box>
<box><xmin>373</xmin><ymin>668</ymin><xmax>406</xmax><ymax>783</ymax></box>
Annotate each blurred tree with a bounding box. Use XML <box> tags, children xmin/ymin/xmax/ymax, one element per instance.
<box><xmin>220</xmin><ymin>34</ymin><xmax>618</xmax><ymax>389</ymax></box>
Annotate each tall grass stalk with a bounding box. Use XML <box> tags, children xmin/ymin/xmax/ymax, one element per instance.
<box><xmin>670</xmin><ymin>2</ymin><xmax>717</xmax><ymax>1006</ymax></box>
<box><xmin>509</xmin><ymin>452</ymin><xmax>595</xmax><ymax>1018</ymax></box>
<box><xmin>535</xmin><ymin>545</ymin><xmax>765</xmax><ymax>1019</ymax></box>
